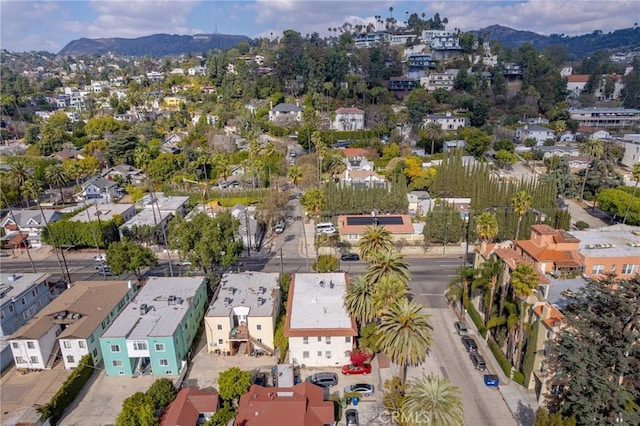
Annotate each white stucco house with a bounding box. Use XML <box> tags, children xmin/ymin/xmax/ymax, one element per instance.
<box><xmin>423</xmin><ymin>112</ymin><xmax>468</xmax><ymax>131</ymax></box>
<box><xmin>76</xmin><ymin>177</ymin><xmax>123</xmax><ymax>204</ymax></box>
<box><xmin>515</xmin><ymin>124</ymin><xmax>556</xmax><ymax>146</ymax></box>
<box><xmin>332</xmin><ymin>107</ymin><xmax>365</xmax><ymax>131</ymax></box>
<box><xmin>268</xmin><ymin>103</ymin><xmax>303</xmax><ymax>123</ymax></box>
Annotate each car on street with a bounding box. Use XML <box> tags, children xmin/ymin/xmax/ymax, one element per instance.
<box><xmin>305</xmin><ymin>372</ymin><xmax>338</xmax><ymax>388</ymax></box>
<box><xmin>469</xmin><ymin>353</ymin><xmax>487</xmax><ymax>371</ymax></box>
<box><xmin>461</xmin><ymin>336</ymin><xmax>478</xmax><ymax>352</ymax></box>
<box><xmin>96</xmin><ymin>266</ymin><xmax>111</xmax><ymax>275</ymax></box>
<box><xmin>346</xmin><ymin>409</ymin><xmax>359</xmax><ymax>426</ymax></box>
<box><xmin>93</xmin><ymin>254</ymin><xmax>106</xmax><ymax>263</ymax></box>
<box><xmin>289</xmin><ymin>151</ymin><xmax>297</xmax><ymax>157</ymax></box>
<box><xmin>175</xmin><ymin>259</ymin><xmax>192</xmax><ymax>266</ymax></box>
<box><xmin>343</xmin><ymin>383</ymin><xmax>374</xmax><ymax>397</ymax></box>
<box><xmin>275</xmin><ymin>219</ymin><xmax>285</xmax><ymax>234</ymax></box>
<box><xmin>341</xmin><ymin>253</ymin><xmax>360</xmax><ymax>261</ymax></box>
<box><xmin>341</xmin><ymin>363</ymin><xmax>371</xmax><ymax>375</ymax></box>
<box><xmin>484</xmin><ymin>374</ymin><xmax>499</xmax><ymax>387</ymax></box>
<box><xmin>454</xmin><ymin>321</ymin><xmax>468</xmax><ymax>336</ymax></box>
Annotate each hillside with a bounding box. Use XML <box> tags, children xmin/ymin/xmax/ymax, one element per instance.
<box><xmin>476</xmin><ymin>25</ymin><xmax>640</xmax><ymax>57</ymax></box>
<box><xmin>58</xmin><ymin>33</ymin><xmax>251</xmax><ymax>56</ymax></box>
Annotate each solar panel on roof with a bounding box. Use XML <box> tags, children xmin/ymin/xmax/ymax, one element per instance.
<box><xmin>346</xmin><ymin>216</ymin><xmax>404</xmax><ymax>226</ymax></box>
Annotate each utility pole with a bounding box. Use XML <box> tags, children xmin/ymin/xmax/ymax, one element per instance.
<box><xmin>245</xmin><ymin>212</ymin><xmax>251</xmax><ymax>257</ymax></box>
<box><xmin>280</xmin><ymin>247</ymin><xmax>284</xmax><ymax>276</ymax></box>
<box><xmin>84</xmin><ymin>202</ymin><xmax>107</xmax><ymax>279</ymax></box>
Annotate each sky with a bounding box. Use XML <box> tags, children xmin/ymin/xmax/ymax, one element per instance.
<box><xmin>1</xmin><ymin>0</ymin><xmax>638</xmax><ymax>53</ymax></box>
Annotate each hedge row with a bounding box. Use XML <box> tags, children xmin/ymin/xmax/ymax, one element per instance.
<box><xmin>513</xmin><ymin>371</ymin><xmax>525</xmax><ymax>386</ymax></box>
<box><xmin>39</xmin><ymin>354</ymin><xmax>95</xmax><ymax>424</ymax></box>
<box><xmin>465</xmin><ymin>302</ymin><xmax>487</xmax><ymax>338</ymax></box>
<box><xmin>487</xmin><ymin>337</ymin><xmax>512</xmax><ymax>378</ymax></box>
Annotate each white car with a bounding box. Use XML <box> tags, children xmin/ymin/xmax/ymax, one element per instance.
<box><xmin>175</xmin><ymin>259</ymin><xmax>192</xmax><ymax>266</ymax></box>
<box><xmin>93</xmin><ymin>254</ymin><xmax>106</xmax><ymax>263</ymax></box>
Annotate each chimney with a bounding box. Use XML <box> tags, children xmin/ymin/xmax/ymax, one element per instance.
<box><xmin>541</xmin><ymin>303</ymin><xmax>551</xmax><ymax>320</ymax></box>
<box><xmin>296</xmin><ymin>101</ymin><xmax>299</xmax><ymax>107</ymax></box>
<box><xmin>128</xmin><ymin>280</ymin><xmax>133</xmax><ymax>289</ymax></box>
<box><xmin>270</xmin><ymin>101</ymin><xmax>273</xmax><ymax>109</ymax></box>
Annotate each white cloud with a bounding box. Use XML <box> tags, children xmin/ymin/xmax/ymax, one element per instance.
<box><xmin>1</xmin><ymin>1</ymin><xmax>63</xmax><ymax>51</ymax></box>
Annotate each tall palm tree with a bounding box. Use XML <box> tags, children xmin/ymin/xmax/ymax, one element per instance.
<box><xmin>45</xmin><ymin>164</ymin><xmax>70</xmax><ymax>204</ymax></box>
<box><xmin>509</xmin><ymin>264</ymin><xmax>539</xmax><ymax>370</ymax></box>
<box><xmin>479</xmin><ymin>256</ymin><xmax>502</xmax><ymax>319</ymax></box>
<box><xmin>287</xmin><ymin>165</ymin><xmax>302</xmax><ymax>187</ymax></box>
<box><xmin>578</xmin><ymin>138</ymin><xmax>605</xmax><ymax>201</ymax></box>
<box><xmin>10</xmin><ymin>160</ymin><xmax>31</xmax><ymax>206</ymax></box>
<box><xmin>510</xmin><ymin>190</ymin><xmax>533</xmax><ymax>241</ymax></box>
<box><xmin>422</xmin><ymin>122</ymin><xmax>443</xmax><ymax>155</ymax></box>
<box><xmin>343</xmin><ymin>275</ymin><xmax>376</xmax><ymax>325</ymax></box>
<box><xmin>372</xmin><ymin>275</ymin><xmax>408</xmax><ymax>316</ymax></box>
<box><xmin>623</xmin><ymin>162</ymin><xmax>640</xmax><ymax>224</ymax></box>
<box><xmin>358</xmin><ymin>224</ymin><xmax>394</xmax><ymax>261</ymax></box>
<box><xmin>404</xmin><ymin>373</ymin><xmax>464</xmax><ymax>426</ymax></box>
<box><xmin>475</xmin><ymin>211</ymin><xmax>498</xmax><ymax>244</ymax></box>
<box><xmin>377</xmin><ymin>298</ymin><xmax>433</xmax><ymax>383</ymax></box>
<box><xmin>365</xmin><ymin>249</ymin><xmax>411</xmax><ymax>286</ymax></box>
<box><xmin>300</xmin><ymin>188</ymin><xmax>324</xmax><ymax>217</ymax></box>
<box><xmin>326</xmin><ymin>155</ymin><xmax>346</xmax><ymax>181</ymax></box>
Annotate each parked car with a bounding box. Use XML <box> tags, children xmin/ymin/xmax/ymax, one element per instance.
<box><xmin>253</xmin><ymin>372</ymin><xmax>267</xmax><ymax>387</ymax></box>
<box><xmin>96</xmin><ymin>266</ymin><xmax>111</xmax><ymax>275</ymax></box>
<box><xmin>93</xmin><ymin>254</ymin><xmax>106</xmax><ymax>263</ymax></box>
<box><xmin>469</xmin><ymin>353</ymin><xmax>487</xmax><ymax>371</ymax></box>
<box><xmin>454</xmin><ymin>321</ymin><xmax>468</xmax><ymax>336</ymax></box>
<box><xmin>484</xmin><ymin>374</ymin><xmax>499</xmax><ymax>387</ymax></box>
<box><xmin>275</xmin><ymin>219</ymin><xmax>285</xmax><ymax>234</ymax></box>
<box><xmin>289</xmin><ymin>150</ymin><xmax>297</xmax><ymax>157</ymax></box>
<box><xmin>305</xmin><ymin>372</ymin><xmax>338</xmax><ymax>388</ymax></box>
<box><xmin>341</xmin><ymin>253</ymin><xmax>360</xmax><ymax>261</ymax></box>
<box><xmin>461</xmin><ymin>336</ymin><xmax>478</xmax><ymax>352</ymax></box>
<box><xmin>175</xmin><ymin>259</ymin><xmax>192</xmax><ymax>266</ymax></box>
<box><xmin>346</xmin><ymin>409</ymin><xmax>359</xmax><ymax>426</ymax></box>
<box><xmin>344</xmin><ymin>383</ymin><xmax>374</xmax><ymax>397</ymax></box>
<box><xmin>341</xmin><ymin>363</ymin><xmax>371</xmax><ymax>375</ymax></box>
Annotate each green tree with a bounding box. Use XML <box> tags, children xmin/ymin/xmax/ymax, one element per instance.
<box><xmin>509</xmin><ymin>264</ymin><xmax>538</xmax><ymax>370</ymax></box>
<box><xmin>217</xmin><ymin>367</ymin><xmax>252</xmax><ymax>403</ymax></box>
<box><xmin>511</xmin><ymin>190</ymin><xmax>533</xmax><ymax>240</ymax></box>
<box><xmin>300</xmin><ymin>188</ymin><xmax>324</xmax><ymax>217</ymax></box>
<box><xmin>494</xmin><ymin>150</ymin><xmax>518</xmax><ymax>168</ymax></box>
<box><xmin>403</xmin><ymin>373</ymin><xmax>464</xmax><ymax>426</ymax></box>
<box><xmin>461</xmin><ymin>127</ymin><xmax>492</xmax><ymax>159</ymax></box>
<box><xmin>146</xmin><ymin>378</ymin><xmax>177</xmax><ymax>411</ymax></box>
<box><xmin>475</xmin><ymin>212</ymin><xmax>498</xmax><ymax>243</ymax></box>
<box><xmin>311</xmin><ymin>254</ymin><xmax>339</xmax><ymax>272</ymax></box>
<box><xmin>372</xmin><ymin>275</ymin><xmax>408</xmax><ymax>316</ymax></box>
<box><xmin>577</xmin><ymin>138</ymin><xmax>605</xmax><ymax>201</ymax></box>
<box><xmin>533</xmin><ymin>407</ymin><xmax>576</xmax><ymax>426</ymax></box>
<box><xmin>105</xmin><ymin>129</ymin><xmax>140</xmax><ymax>165</ymax></box>
<box><xmin>344</xmin><ymin>275</ymin><xmax>376</xmax><ymax>325</ymax></box>
<box><xmin>623</xmin><ymin>162</ymin><xmax>640</xmax><ymax>224</ymax></box>
<box><xmin>494</xmin><ymin>138</ymin><xmax>515</xmax><ymax>153</ymax></box>
<box><xmin>115</xmin><ymin>392</ymin><xmax>156</xmax><ymax>426</ymax></box>
<box><xmin>205</xmin><ymin>402</ymin><xmax>237</xmax><ymax>426</ymax></box>
<box><xmin>377</xmin><ymin>298</ymin><xmax>433</xmax><ymax>382</ymax></box>
<box><xmin>287</xmin><ymin>165</ymin><xmax>302</xmax><ymax>186</ymax></box>
<box><xmin>45</xmin><ymin>163</ymin><xmax>70</xmax><ymax>204</ymax></box>
<box><xmin>9</xmin><ymin>159</ymin><xmax>32</xmax><ymax>206</ymax></box>
<box><xmin>364</xmin><ymin>249</ymin><xmax>412</xmax><ymax>287</ymax></box>
<box><xmin>383</xmin><ymin>377</ymin><xmax>409</xmax><ymax>426</ymax></box>
<box><xmin>106</xmin><ymin>240</ymin><xmax>158</xmax><ymax>280</ymax></box>
<box><xmin>40</xmin><ymin>111</ymin><xmax>70</xmax><ymax>155</ymax></box>
<box><xmin>357</xmin><ymin>224</ymin><xmax>394</xmax><ymax>261</ymax></box>
<box><xmin>422</xmin><ymin>122</ymin><xmax>443</xmax><ymax>156</ymax></box>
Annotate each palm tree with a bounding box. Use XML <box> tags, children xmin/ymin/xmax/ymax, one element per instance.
<box><xmin>577</xmin><ymin>138</ymin><xmax>605</xmax><ymax>201</ymax></box>
<box><xmin>365</xmin><ymin>249</ymin><xmax>411</xmax><ymax>286</ymax></box>
<box><xmin>377</xmin><ymin>298</ymin><xmax>433</xmax><ymax>383</ymax></box>
<box><xmin>45</xmin><ymin>164</ymin><xmax>70</xmax><ymax>204</ymax></box>
<box><xmin>475</xmin><ymin>211</ymin><xmax>498</xmax><ymax>245</ymax></box>
<box><xmin>21</xmin><ymin>178</ymin><xmax>42</xmax><ymax>208</ymax></box>
<box><xmin>326</xmin><ymin>155</ymin><xmax>346</xmax><ymax>181</ymax></box>
<box><xmin>509</xmin><ymin>264</ymin><xmax>539</xmax><ymax>370</ymax></box>
<box><xmin>10</xmin><ymin>160</ymin><xmax>31</xmax><ymax>206</ymax></box>
<box><xmin>300</xmin><ymin>188</ymin><xmax>324</xmax><ymax>217</ymax></box>
<box><xmin>343</xmin><ymin>275</ymin><xmax>376</xmax><ymax>325</ymax></box>
<box><xmin>372</xmin><ymin>275</ymin><xmax>408</xmax><ymax>316</ymax></box>
<box><xmin>447</xmin><ymin>266</ymin><xmax>475</xmax><ymax>316</ymax></box>
<box><xmin>404</xmin><ymin>373</ymin><xmax>464</xmax><ymax>426</ymax></box>
<box><xmin>358</xmin><ymin>224</ymin><xmax>394</xmax><ymax>261</ymax></box>
<box><xmin>479</xmin><ymin>256</ymin><xmax>502</xmax><ymax>319</ymax></box>
<box><xmin>510</xmin><ymin>190</ymin><xmax>533</xmax><ymax>241</ymax></box>
<box><xmin>422</xmin><ymin>122</ymin><xmax>443</xmax><ymax>155</ymax></box>
<box><xmin>623</xmin><ymin>162</ymin><xmax>640</xmax><ymax>224</ymax></box>
<box><xmin>287</xmin><ymin>165</ymin><xmax>302</xmax><ymax>187</ymax></box>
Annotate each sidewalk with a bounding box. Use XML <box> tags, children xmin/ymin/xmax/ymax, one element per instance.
<box><xmin>298</xmin><ymin>221</ymin><xmax>316</xmax><ymax>259</ymax></box>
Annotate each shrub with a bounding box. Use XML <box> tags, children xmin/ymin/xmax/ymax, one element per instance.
<box><xmin>39</xmin><ymin>354</ymin><xmax>95</xmax><ymax>424</ymax></box>
<box><xmin>487</xmin><ymin>337</ymin><xmax>512</xmax><ymax>377</ymax></box>
<box><xmin>574</xmin><ymin>220</ymin><xmax>589</xmax><ymax>230</ymax></box>
<box><xmin>465</xmin><ymin>303</ymin><xmax>487</xmax><ymax>338</ymax></box>
<box><xmin>312</xmin><ymin>254</ymin><xmax>339</xmax><ymax>272</ymax></box>
<box><xmin>513</xmin><ymin>371</ymin><xmax>525</xmax><ymax>385</ymax></box>
<box><xmin>146</xmin><ymin>378</ymin><xmax>177</xmax><ymax>410</ymax></box>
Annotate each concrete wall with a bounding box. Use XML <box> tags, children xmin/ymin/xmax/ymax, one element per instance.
<box><xmin>289</xmin><ymin>335</ymin><xmax>353</xmax><ymax>367</ymax></box>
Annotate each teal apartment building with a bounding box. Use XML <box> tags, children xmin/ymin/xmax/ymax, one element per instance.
<box><xmin>100</xmin><ymin>277</ymin><xmax>207</xmax><ymax>377</ymax></box>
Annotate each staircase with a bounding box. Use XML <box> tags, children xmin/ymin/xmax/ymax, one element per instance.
<box><xmin>45</xmin><ymin>341</ymin><xmax>61</xmax><ymax>370</ymax></box>
<box><xmin>249</xmin><ymin>334</ymin><xmax>274</xmax><ymax>355</ymax></box>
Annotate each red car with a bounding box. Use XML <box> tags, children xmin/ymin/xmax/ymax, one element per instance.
<box><xmin>341</xmin><ymin>363</ymin><xmax>371</xmax><ymax>375</ymax></box>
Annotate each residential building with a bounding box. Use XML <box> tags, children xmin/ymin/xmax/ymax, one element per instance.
<box><xmin>205</xmin><ymin>272</ymin><xmax>280</xmax><ymax>356</ymax></box>
<box><xmin>571</xmin><ymin>225</ymin><xmax>640</xmax><ymax>279</ymax></box>
<box><xmin>443</xmin><ymin>140</ymin><xmax>466</xmax><ymax>152</ymax></box>
<box><xmin>421</xmin><ymin>30</ymin><xmax>454</xmax><ymax>45</ymax></box>
<box><xmin>420</xmin><ymin>197</ymin><xmax>471</xmax><ymax>220</ymax></box>
<box><xmin>336</xmin><ymin>214</ymin><xmax>423</xmax><ymax>244</ymax></box>
<box><xmin>575</xmin><ymin>126</ymin><xmax>612</xmax><ymax>140</ymax></box>
<box><xmin>569</xmin><ymin>108</ymin><xmax>640</xmax><ymax>128</ymax></box>
<box><xmin>336</xmin><ymin>169</ymin><xmax>386</xmax><ymax>188</ymax></box>
<box><xmin>187</xmin><ymin>66</ymin><xmax>207</xmax><ymax>76</ymax></box>
<box><xmin>345</xmin><ymin>155</ymin><xmax>374</xmax><ymax>172</ymax></box>
<box><xmin>236</xmin><ymin>383</ymin><xmax>334</xmax><ymax>426</ymax></box>
<box><xmin>535</xmin><ymin>145</ymin><xmax>580</xmax><ymax>158</ymax></box>
<box><xmin>515</xmin><ymin>124</ymin><xmax>555</xmax><ymax>146</ymax></box>
<box><xmin>354</xmin><ymin>32</ymin><xmax>389</xmax><ymax>48</ymax></box>
<box><xmin>1</xmin><ymin>210</ymin><xmax>62</xmax><ymax>248</ymax></box>
<box><xmin>284</xmin><ymin>273</ymin><xmax>357</xmax><ymax>367</ymax></box>
<box><xmin>407</xmin><ymin>53</ymin><xmax>436</xmax><ymax>70</ymax></box>
<box><xmin>162</xmin><ymin>132</ymin><xmax>189</xmax><ymax>154</ymax></box>
<box><xmin>514</xmin><ymin>225</ymin><xmax>584</xmax><ymax>278</ymax></box>
<box><xmin>389</xmin><ymin>76</ymin><xmax>417</xmax><ymax>91</ymax></box>
<box><xmin>146</xmin><ymin>71</ymin><xmax>165</xmax><ymax>81</ymax></box>
<box><xmin>8</xmin><ymin>280</ymin><xmax>136</xmax><ymax>370</ymax></box>
<box><xmin>0</xmin><ymin>273</ymin><xmax>52</xmax><ymax>372</ymax></box>
<box><xmin>76</xmin><ymin>176</ymin><xmax>123</xmax><ymax>204</ymax></box>
<box><xmin>68</xmin><ymin>203</ymin><xmax>136</xmax><ymax>224</ymax></box>
<box><xmin>141</xmin><ymin>192</ymin><xmax>190</xmax><ymax>217</ymax></box>
<box><xmin>420</xmin><ymin>71</ymin><xmax>457</xmax><ymax>91</ymax></box>
<box><xmin>100</xmin><ymin>277</ymin><xmax>208</xmax><ymax>377</ymax></box>
<box><xmin>331</xmin><ymin>107</ymin><xmax>365</xmax><ymax>131</ymax></box>
<box><xmin>407</xmin><ymin>191</ymin><xmax>431</xmax><ymax>216</ymax></box>
<box><xmin>191</xmin><ymin>112</ymin><xmax>218</xmax><ymax>126</ymax></box>
<box><xmin>503</xmin><ymin>63</ymin><xmax>525</xmax><ymax>80</ymax></box>
<box><xmin>389</xmin><ymin>33</ymin><xmax>415</xmax><ymax>46</ymax></box>
<box><xmin>231</xmin><ymin>204</ymin><xmax>263</xmax><ymax>250</ymax></box>
<box><xmin>119</xmin><ymin>209</ymin><xmax>173</xmax><ymax>243</ymax></box>
<box><xmin>431</xmin><ymin>35</ymin><xmax>461</xmax><ymax>50</ymax></box>
<box><xmin>528</xmin><ymin>302</ymin><xmax>565</xmax><ymax>404</ymax></box>
<box><xmin>102</xmin><ymin>164</ymin><xmax>146</xmax><ymax>185</ymax></box>
<box><xmin>268</xmin><ymin>103</ymin><xmax>303</xmax><ymax>123</ymax></box>
<box><xmin>566</xmin><ymin>74</ymin><xmax>589</xmax><ymax>98</ymax></box>
<box><xmin>620</xmin><ymin>135</ymin><xmax>640</xmax><ymax>167</ymax></box>
<box><xmin>423</xmin><ymin>112</ymin><xmax>468</xmax><ymax>131</ymax></box>
<box><xmin>164</xmin><ymin>96</ymin><xmax>187</xmax><ymax>108</ymax></box>
<box><xmin>159</xmin><ymin>388</ymin><xmax>218</xmax><ymax>426</ymax></box>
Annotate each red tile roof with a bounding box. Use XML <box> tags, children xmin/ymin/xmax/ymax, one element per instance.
<box><xmin>532</xmin><ymin>303</ymin><xmax>564</xmax><ymax>329</ymax></box>
<box><xmin>236</xmin><ymin>383</ymin><xmax>334</xmax><ymax>426</ymax></box>
<box><xmin>493</xmin><ymin>248</ymin><xmax>551</xmax><ymax>284</ymax></box>
<box><xmin>160</xmin><ymin>388</ymin><xmax>218</xmax><ymax>426</ymax></box>
<box><xmin>336</xmin><ymin>107</ymin><xmax>365</xmax><ymax>114</ymax></box>
<box><xmin>341</xmin><ymin>148</ymin><xmax>373</xmax><ymax>158</ymax></box>
<box><xmin>567</xmin><ymin>75</ymin><xmax>589</xmax><ymax>83</ymax></box>
<box><xmin>516</xmin><ymin>240</ymin><xmax>583</xmax><ymax>267</ymax></box>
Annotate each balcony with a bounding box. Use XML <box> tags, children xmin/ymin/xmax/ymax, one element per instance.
<box><xmin>229</xmin><ymin>325</ymin><xmax>248</xmax><ymax>341</ymax></box>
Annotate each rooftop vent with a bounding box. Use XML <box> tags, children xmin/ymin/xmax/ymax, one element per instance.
<box><xmin>168</xmin><ymin>295</ymin><xmax>176</xmax><ymax>305</ymax></box>
<box><xmin>7</xmin><ymin>274</ymin><xmax>17</xmax><ymax>282</ymax></box>
<box><xmin>140</xmin><ymin>303</ymin><xmax>148</xmax><ymax>315</ymax></box>
<box><xmin>628</xmin><ymin>242</ymin><xmax>640</xmax><ymax>248</ymax></box>
<box><xmin>329</xmin><ymin>281</ymin><xmax>334</xmax><ymax>289</ymax></box>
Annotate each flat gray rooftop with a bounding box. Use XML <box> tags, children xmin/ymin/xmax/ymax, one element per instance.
<box><xmin>289</xmin><ymin>273</ymin><xmax>352</xmax><ymax>330</ymax></box>
<box><xmin>0</xmin><ymin>273</ymin><xmax>51</xmax><ymax>305</ymax></box>
<box><xmin>120</xmin><ymin>209</ymin><xmax>172</xmax><ymax>228</ymax></box>
<box><xmin>207</xmin><ymin>272</ymin><xmax>280</xmax><ymax>318</ymax></box>
<box><xmin>547</xmin><ymin>276</ymin><xmax>590</xmax><ymax>310</ymax></box>
<box><xmin>143</xmin><ymin>193</ymin><xmax>189</xmax><ymax>214</ymax></box>
<box><xmin>69</xmin><ymin>203</ymin><xmax>134</xmax><ymax>223</ymax></box>
<box><xmin>102</xmin><ymin>277</ymin><xmax>205</xmax><ymax>340</ymax></box>
<box><xmin>572</xmin><ymin>226</ymin><xmax>640</xmax><ymax>258</ymax></box>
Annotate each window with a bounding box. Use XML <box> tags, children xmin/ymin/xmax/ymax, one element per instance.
<box><xmin>218</xmin><ymin>339</ymin><xmax>223</xmax><ymax>344</ymax></box>
<box><xmin>27</xmin><ymin>342</ymin><xmax>35</xmax><ymax>349</ymax></box>
<box><xmin>325</xmin><ymin>337</ymin><xmax>331</xmax><ymax>344</ymax></box>
<box><xmin>159</xmin><ymin>359</ymin><xmax>169</xmax><ymax>366</ymax></box>
<box><xmin>303</xmin><ymin>351</ymin><xmax>309</xmax><ymax>359</ymax></box>
<box><xmin>155</xmin><ymin>343</ymin><xmax>165</xmax><ymax>352</ymax></box>
<box><xmin>92</xmin><ymin>349</ymin><xmax>98</xmax><ymax>357</ymax></box>
<box><xmin>325</xmin><ymin>351</ymin><xmax>331</xmax><ymax>359</ymax></box>
<box><xmin>63</xmin><ymin>341</ymin><xmax>71</xmax><ymax>349</ymax></box>
<box><xmin>257</xmin><ymin>338</ymin><xmax>262</xmax><ymax>343</ymax></box>
<box><xmin>31</xmin><ymin>289</ymin><xmax>37</xmax><ymax>297</ymax></box>
<box><xmin>345</xmin><ymin>350</ymin><xmax>352</xmax><ymax>358</ymax></box>
<box><xmin>317</xmin><ymin>351</ymin><xmax>322</xmax><ymax>357</ymax></box>
<box><xmin>12</xmin><ymin>342</ymin><xmax>19</xmax><ymax>349</ymax></box>
<box><xmin>217</xmin><ymin>324</ymin><xmax>222</xmax><ymax>330</ymax></box>
<box><xmin>302</xmin><ymin>337</ymin><xmax>309</xmax><ymax>345</ymax></box>
<box><xmin>66</xmin><ymin>355</ymin><xmax>75</xmax><ymax>363</ymax></box>
<box><xmin>256</xmin><ymin>324</ymin><xmax>262</xmax><ymax>331</ymax></box>
<box><xmin>317</xmin><ymin>337</ymin><xmax>322</xmax><ymax>342</ymax></box>
<box><xmin>165</xmin><ymin>370</ymin><xmax>172</xmax><ymax>375</ymax></box>
<box><xmin>30</xmin><ymin>356</ymin><xmax>38</xmax><ymax>364</ymax></box>
<box><xmin>112</xmin><ymin>360</ymin><xmax>123</xmax><ymax>367</ymax></box>
<box><xmin>89</xmin><ymin>335</ymin><xmax>95</xmax><ymax>343</ymax></box>
<box><xmin>21</xmin><ymin>298</ymin><xmax>25</xmax><ymax>305</ymax></box>
<box><xmin>79</xmin><ymin>341</ymin><xmax>86</xmax><ymax>349</ymax></box>
<box><xmin>591</xmin><ymin>264</ymin><xmax>605</xmax><ymax>274</ymax></box>
<box><xmin>545</xmin><ymin>330</ymin><xmax>552</xmax><ymax>339</ymax></box>
<box><xmin>16</xmin><ymin>356</ymin><xmax>26</xmax><ymax>364</ymax></box>
<box><xmin>345</xmin><ymin>337</ymin><xmax>351</xmax><ymax>343</ymax></box>
<box><xmin>622</xmin><ymin>264</ymin><xmax>638</xmax><ymax>275</ymax></box>
<box><xmin>8</xmin><ymin>305</ymin><xmax>14</xmax><ymax>313</ymax></box>
<box><xmin>111</xmin><ymin>344</ymin><xmax>120</xmax><ymax>353</ymax></box>
<box><xmin>133</xmin><ymin>341</ymin><xmax>147</xmax><ymax>351</ymax></box>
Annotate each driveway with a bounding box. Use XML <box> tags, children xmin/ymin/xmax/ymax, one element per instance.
<box><xmin>564</xmin><ymin>199</ymin><xmax>610</xmax><ymax>229</ymax></box>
